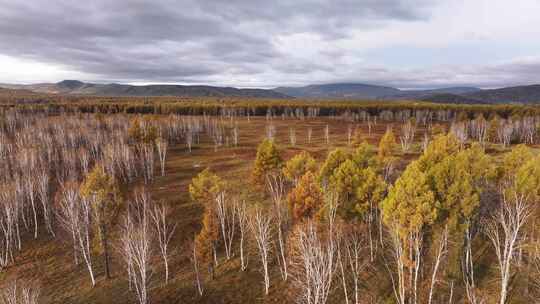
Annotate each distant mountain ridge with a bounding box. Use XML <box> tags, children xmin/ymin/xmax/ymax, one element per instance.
<box><xmin>465</xmin><ymin>85</ymin><xmax>540</xmax><ymax>103</ymax></box>
<box><xmin>274</xmin><ymin>83</ymin><xmax>401</xmax><ymax>99</ymax></box>
<box><xmin>274</xmin><ymin>83</ymin><xmax>540</xmax><ymax>104</ymax></box>
<box><xmin>417</xmin><ymin>93</ymin><xmax>488</xmax><ymax>104</ymax></box>
<box><xmin>381</xmin><ymin>87</ymin><xmax>482</xmax><ymax>100</ymax></box>
<box><xmin>3</xmin><ymin>80</ymin><xmax>540</xmax><ymax>104</ymax></box>
<box><xmin>0</xmin><ymin>80</ymin><xmax>289</xmax><ymax>98</ymax></box>
<box><xmin>275</xmin><ymin>83</ymin><xmax>483</xmax><ymax>101</ymax></box>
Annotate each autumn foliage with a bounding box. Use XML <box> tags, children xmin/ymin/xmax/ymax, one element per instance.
<box><xmin>252</xmin><ymin>139</ymin><xmax>282</xmax><ymax>184</ymax></box>
<box><xmin>287</xmin><ymin>171</ymin><xmax>324</xmax><ymax>221</ymax></box>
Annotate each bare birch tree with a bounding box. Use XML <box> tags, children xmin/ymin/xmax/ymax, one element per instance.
<box><xmin>266</xmin><ymin>124</ymin><xmax>276</xmax><ymax>140</ymax></box>
<box><xmin>450</xmin><ymin>121</ymin><xmax>468</xmax><ymax>148</ymax></box>
<box><xmin>400</xmin><ymin>120</ymin><xmax>416</xmax><ymax>152</ymax></box>
<box><xmin>0</xmin><ymin>280</ymin><xmax>40</xmax><ymax>304</ymax></box>
<box><xmin>428</xmin><ymin>226</ymin><xmax>448</xmax><ymax>304</ymax></box>
<box><xmin>186</xmin><ymin>129</ymin><xmax>193</xmax><ymax>153</ymax></box>
<box><xmin>232</xmin><ymin>124</ymin><xmax>239</xmax><ymax>147</ymax></box>
<box><xmin>462</xmin><ymin>225</ymin><xmax>482</xmax><ymax>304</ymax></box>
<box><xmin>190</xmin><ymin>238</ymin><xmax>204</xmax><ymax>296</ymax></box>
<box><xmin>347</xmin><ymin>125</ymin><xmax>353</xmax><ymax>146</ymax></box>
<box><xmin>498</xmin><ymin>122</ymin><xmax>513</xmax><ymax>147</ymax></box>
<box><xmin>57</xmin><ymin>183</ymin><xmax>81</xmax><ymax>266</ymax></box>
<box><xmin>150</xmin><ymin>202</ymin><xmax>177</xmax><ymax>285</ymax></box>
<box><xmin>21</xmin><ymin>156</ymin><xmax>39</xmax><ymax>239</ymax></box>
<box><xmin>76</xmin><ymin>198</ymin><xmax>95</xmax><ymax>287</ymax></box>
<box><xmin>155</xmin><ymin>137</ymin><xmax>168</xmax><ymax>177</ymax></box>
<box><xmin>57</xmin><ymin>184</ymin><xmax>96</xmax><ymax>286</ymax></box>
<box><xmin>0</xmin><ymin>186</ymin><xmax>18</xmax><ymax>268</ymax></box>
<box><xmin>249</xmin><ymin>208</ymin><xmax>273</xmax><ymax>295</ymax></box>
<box><xmin>290</xmin><ymin>222</ymin><xmax>337</xmax><ymax>304</ymax></box>
<box><xmin>120</xmin><ymin>200</ymin><xmax>152</xmax><ymax>304</ymax></box>
<box><xmin>485</xmin><ymin>193</ymin><xmax>531</xmax><ymax>304</ymax></box>
<box><xmin>141</xmin><ymin>144</ymin><xmax>155</xmax><ymax>184</ymax></box>
<box><xmin>341</xmin><ymin>226</ymin><xmax>367</xmax><ymax>304</ymax></box>
<box><xmin>422</xmin><ymin>132</ymin><xmax>430</xmax><ymax>152</ymax></box>
<box><xmin>37</xmin><ymin>168</ymin><xmax>54</xmax><ymax>236</ymax></box>
<box><xmin>472</xmin><ymin>115</ymin><xmax>488</xmax><ymax>145</ymax></box>
<box><xmin>214</xmin><ymin>191</ymin><xmax>235</xmax><ymax>260</ymax></box>
<box><xmin>387</xmin><ymin>225</ymin><xmax>406</xmax><ymax>304</ymax></box>
<box><xmin>289</xmin><ymin>127</ymin><xmax>297</xmax><ymax>147</ymax></box>
<box><xmin>235</xmin><ymin>200</ymin><xmax>249</xmax><ymax>271</ymax></box>
<box><xmin>266</xmin><ymin>173</ymin><xmax>289</xmax><ymax>280</ymax></box>
<box><xmin>324</xmin><ymin>124</ymin><xmax>330</xmax><ymax>145</ymax></box>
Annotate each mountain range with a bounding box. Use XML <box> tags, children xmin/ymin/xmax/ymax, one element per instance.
<box><xmin>0</xmin><ymin>80</ymin><xmax>289</xmax><ymax>99</ymax></box>
<box><xmin>275</xmin><ymin>83</ymin><xmax>540</xmax><ymax>104</ymax></box>
<box><xmin>274</xmin><ymin>83</ymin><xmax>402</xmax><ymax>99</ymax></box>
<box><xmin>2</xmin><ymin>80</ymin><xmax>540</xmax><ymax>104</ymax></box>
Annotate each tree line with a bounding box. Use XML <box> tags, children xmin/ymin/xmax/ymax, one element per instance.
<box><xmin>4</xmin><ymin>95</ymin><xmax>540</xmax><ymax>120</ymax></box>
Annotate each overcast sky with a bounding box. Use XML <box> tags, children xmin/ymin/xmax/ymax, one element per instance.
<box><xmin>1</xmin><ymin>0</ymin><xmax>540</xmax><ymax>89</ymax></box>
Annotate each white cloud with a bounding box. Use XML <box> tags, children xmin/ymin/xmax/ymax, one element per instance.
<box><xmin>0</xmin><ymin>55</ymin><xmax>91</xmax><ymax>84</ymax></box>
<box><xmin>1</xmin><ymin>0</ymin><xmax>540</xmax><ymax>88</ymax></box>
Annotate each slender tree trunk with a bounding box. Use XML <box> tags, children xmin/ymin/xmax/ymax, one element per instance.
<box><xmin>100</xmin><ymin>221</ymin><xmax>111</xmax><ymax>279</ymax></box>
<box><xmin>30</xmin><ymin>194</ymin><xmax>38</xmax><ymax>239</ymax></box>
<box><xmin>338</xmin><ymin>248</ymin><xmax>349</xmax><ymax>304</ymax></box>
<box><xmin>164</xmin><ymin>257</ymin><xmax>169</xmax><ymax>285</ymax></box>
<box><xmin>448</xmin><ymin>280</ymin><xmax>454</xmax><ymax>304</ymax></box>
<box><xmin>276</xmin><ymin>223</ymin><xmax>288</xmax><ymax>281</ymax></box>
<box><xmin>81</xmin><ymin>235</ymin><xmax>96</xmax><ymax>286</ymax></box>
<box><xmin>428</xmin><ymin>226</ymin><xmax>448</xmax><ymax>304</ymax></box>
<box><xmin>193</xmin><ymin>244</ymin><xmax>204</xmax><ymax>296</ymax></box>
<box><xmin>72</xmin><ymin>230</ymin><xmax>80</xmax><ymax>265</ymax></box>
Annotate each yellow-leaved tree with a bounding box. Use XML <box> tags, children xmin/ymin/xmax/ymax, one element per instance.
<box><xmin>80</xmin><ymin>164</ymin><xmax>121</xmax><ymax>279</ymax></box>
<box><xmin>382</xmin><ymin>160</ymin><xmax>438</xmax><ymax>304</ymax></box>
<box><xmin>128</xmin><ymin>116</ymin><xmax>158</xmax><ymax>145</ymax></box>
<box><xmin>378</xmin><ymin>127</ymin><xmax>397</xmax><ymax>159</ymax></box>
<box><xmin>282</xmin><ymin>151</ymin><xmax>317</xmax><ymax>186</ymax></box>
<box><xmin>382</xmin><ymin>160</ymin><xmax>438</xmax><ymax>236</ymax></box>
<box><xmin>378</xmin><ymin>127</ymin><xmax>398</xmax><ymax>179</ymax></box>
<box><xmin>329</xmin><ymin>159</ymin><xmax>361</xmax><ymax>219</ymax></box>
<box><xmin>352</xmin><ymin>141</ymin><xmax>378</xmax><ymax>170</ymax></box>
<box><xmin>252</xmin><ymin>139</ymin><xmax>282</xmax><ymax>185</ymax></box>
<box><xmin>287</xmin><ymin>171</ymin><xmax>324</xmax><ymax>221</ymax></box>
<box><xmin>318</xmin><ymin>148</ymin><xmax>350</xmax><ymax>187</ymax></box>
<box><xmin>189</xmin><ymin>168</ymin><xmax>225</xmax><ymax>206</ymax></box>
<box><xmin>189</xmin><ymin>168</ymin><xmax>224</xmax><ymax>277</ymax></box>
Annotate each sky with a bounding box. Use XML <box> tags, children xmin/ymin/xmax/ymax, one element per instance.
<box><xmin>1</xmin><ymin>0</ymin><xmax>540</xmax><ymax>89</ymax></box>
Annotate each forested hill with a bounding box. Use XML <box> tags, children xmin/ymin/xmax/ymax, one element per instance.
<box><xmin>275</xmin><ymin>83</ymin><xmax>540</xmax><ymax>104</ymax></box>
<box><xmin>0</xmin><ymin>80</ymin><xmax>289</xmax><ymax>98</ymax></box>
<box><xmin>274</xmin><ymin>83</ymin><xmax>402</xmax><ymax>99</ymax></box>
<box><xmin>5</xmin><ymin>80</ymin><xmax>540</xmax><ymax>104</ymax></box>
<box><xmin>465</xmin><ymin>84</ymin><xmax>540</xmax><ymax>103</ymax></box>
<box><xmin>274</xmin><ymin>83</ymin><xmax>482</xmax><ymax>100</ymax></box>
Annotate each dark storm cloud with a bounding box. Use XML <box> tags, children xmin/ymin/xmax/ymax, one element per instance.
<box><xmin>197</xmin><ymin>0</ymin><xmax>433</xmax><ymax>38</ymax></box>
<box><xmin>0</xmin><ymin>0</ymin><xmax>436</xmax><ymax>83</ymax></box>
